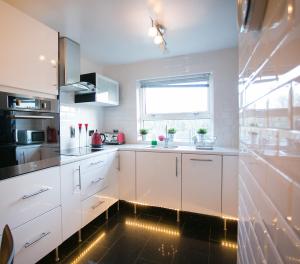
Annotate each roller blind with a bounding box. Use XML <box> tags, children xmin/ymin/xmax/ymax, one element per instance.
<box><xmin>140</xmin><ymin>73</ymin><xmax>210</xmax><ymax>88</ymax></box>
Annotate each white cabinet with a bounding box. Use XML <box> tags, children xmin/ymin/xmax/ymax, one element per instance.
<box><xmin>222</xmin><ymin>155</ymin><xmax>238</xmax><ymax>218</ymax></box>
<box><xmin>60</xmin><ymin>161</ymin><xmax>81</xmax><ymax>241</ymax></box>
<box><xmin>136</xmin><ymin>152</ymin><xmax>181</xmax><ymax>210</ymax></box>
<box><xmin>119</xmin><ymin>151</ymin><xmax>136</xmax><ymax>202</ymax></box>
<box><xmin>80</xmin><ymin>154</ymin><xmax>109</xmax><ymax>200</ymax></box>
<box><xmin>182</xmin><ymin>154</ymin><xmax>222</xmax><ymax>217</ymax></box>
<box><xmin>0</xmin><ymin>1</ymin><xmax>58</xmax><ymax>96</ymax></box>
<box><xmin>79</xmin><ymin>73</ymin><xmax>119</xmax><ymax>106</ymax></box>
<box><xmin>0</xmin><ymin>166</ymin><xmax>60</xmax><ymax>231</ymax></box>
<box><xmin>61</xmin><ymin>151</ymin><xmax>118</xmax><ymax>240</ymax></box>
<box><xmin>96</xmin><ymin>74</ymin><xmax>119</xmax><ymax>106</ymax></box>
<box><xmin>13</xmin><ymin>207</ymin><xmax>62</xmax><ymax>264</ymax></box>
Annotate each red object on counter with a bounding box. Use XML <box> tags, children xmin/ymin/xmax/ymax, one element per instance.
<box><xmin>78</xmin><ymin>123</ymin><xmax>82</xmax><ymax>132</ymax></box>
<box><xmin>84</xmin><ymin>123</ymin><xmax>88</xmax><ymax>131</ymax></box>
<box><xmin>91</xmin><ymin>130</ymin><xmax>106</xmax><ymax>147</ymax></box>
<box><xmin>117</xmin><ymin>132</ymin><xmax>125</xmax><ymax>144</ymax></box>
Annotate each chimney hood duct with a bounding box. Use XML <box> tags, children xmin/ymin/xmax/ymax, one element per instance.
<box><xmin>59</xmin><ymin>37</ymin><xmax>93</xmax><ymax>92</ymax></box>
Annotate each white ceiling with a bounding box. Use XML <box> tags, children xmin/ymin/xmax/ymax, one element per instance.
<box><xmin>4</xmin><ymin>0</ymin><xmax>238</xmax><ymax>65</ymax></box>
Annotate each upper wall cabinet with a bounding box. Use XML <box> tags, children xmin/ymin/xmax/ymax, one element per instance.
<box><xmin>78</xmin><ymin>73</ymin><xmax>119</xmax><ymax>106</ymax></box>
<box><xmin>0</xmin><ymin>1</ymin><xmax>58</xmax><ymax>96</ymax></box>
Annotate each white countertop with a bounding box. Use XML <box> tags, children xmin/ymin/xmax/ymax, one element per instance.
<box><xmin>117</xmin><ymin>144</ymin><xmax>239</xmax><ymax>155</ymax></box>
<box><xmin>60</xmin><ymin>144</ymin><xmax>238</xmax><ymax>165</ymax></box>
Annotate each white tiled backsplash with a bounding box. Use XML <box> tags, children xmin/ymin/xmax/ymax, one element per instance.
<box><xmin>238</xmin><ymin>0</ymin><xmax>300</xmax><ymax>263</ymax></box>
<box><xmin>60</xmin><ymin>91</ymin><xmax>104</xmax><ymax>150</ymax></box>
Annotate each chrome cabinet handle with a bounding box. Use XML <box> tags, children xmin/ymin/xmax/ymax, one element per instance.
<box><xmin>190</xmin><ymin>158</ymin><xmax>213</xmax><ymax>162</ymax></box>
<box><xmin>90</xmin><ymin>160</ymin><xmax>104</xmax><ymax>166</ymax></box>
<box><xmin>7</xmin><ymin>115</ymin><xmax>54</xmax><ymax>119</ymax></box>
<box><xmin>91</xmin><ymin>178</ymin><xmax>104</xmax><ymax>184</ymax></box>
<box><xmin>22</xmin><ymin>187</ymin><xmax>50</xmax><ymax>199</ymax></box>
<box><xmin>91</xmin><ymin>201</ymin><xmax>105</xmax><ymax>210</ymax></box>
<box><xmin>74</xmin><ymin>167</ymin><xmax>81</xmax><ymax>190</ymax></box>
<box><xmin>176</xmin><ymin>157</ymin><xmax>178</xmax><ymax>177</ymax></box>
<box><xmin>24</xmin><ymin>232</ymin><xmax>50</xmax><ymax>248</ymax></box>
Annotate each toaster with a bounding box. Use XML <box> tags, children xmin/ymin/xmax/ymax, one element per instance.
<box><xmin>103</xmin><ymin>131</ymin><xmax>125</xmax><ymax>145</ymax></box>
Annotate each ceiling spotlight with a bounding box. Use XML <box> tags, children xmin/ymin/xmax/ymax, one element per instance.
<box><xmin>148</xmin><ymin>26</ymin><xmax>157</xmax><ymax>37</ymax></box>
<box><xmin>154</xmin><ymin>35</ymin><xmax>163</xmax><ymax>45</ymax></box>
<box><xmin>148</xmin><ymin>17</ymin><xmax>167</xmax><ymax>51</ymax></box>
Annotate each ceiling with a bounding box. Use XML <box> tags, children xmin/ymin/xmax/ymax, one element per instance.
<box><xmin>4</xmin><ymin>0</ymin><xmax>238</xmax><ymax>65</ymax></box>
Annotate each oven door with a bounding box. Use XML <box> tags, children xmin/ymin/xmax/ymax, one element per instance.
<box><xmin>0</xmin><ymin>110</ymin><xmax>60</xmax><ymax>180</ymax></box>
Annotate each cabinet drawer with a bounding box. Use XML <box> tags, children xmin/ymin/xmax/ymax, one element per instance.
<box><xmin>80</xmin><ymin>155</ymin><xmax>109</xmax><ymax>200</ymax></box>
<box><xmin>182</xmin><ymin>154</ymin><xmax>222</xmax><ymax>216</ymax></box>
<box><xmin>81</xmin><ymin>191</ymin><xmax>111</xmax><ymax>227</ymax></box>
<box><xmin>0</xmin><ymin>166</ymin><xmax>60</xmax><ymax>230</ymax></box>
<box><xmin>80</xmin><ymin>154</ymin><xmax>107</xmax><ymax>172</ymax></box>
<box><xmin>13</xmin><ymin>206</ymin><xmax>62</xmax><ymax>264</ymax></box>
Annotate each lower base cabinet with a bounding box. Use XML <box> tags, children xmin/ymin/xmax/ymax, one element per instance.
<box><xmin>136</xmin><ymin>151</ymin><xmax>181</xmax><ymax>210</ymax></box>
<box><xmin>81</xmin><ymin>191</ymin><xmax>116</xmax><ymax>227</ymax></box>
<box><xmin>13</xmin><ymin>206</ymin><xmax>62</xmax><ymax>264</ymax></box>
<box><xmin>182</xmin><ymin>154</ymin><xmax>222</xmax><ymax>217</ymax></box>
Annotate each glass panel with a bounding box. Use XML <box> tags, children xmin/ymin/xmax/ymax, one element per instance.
<box><xmin>143</xmin><ymin>119</ymin><xmax>212</xmax><ymax>142</ymax></box>
<box><xmin>144</xmin><ymin>87</ymin><xmax>208</xmax><ymax>114</ymax></box>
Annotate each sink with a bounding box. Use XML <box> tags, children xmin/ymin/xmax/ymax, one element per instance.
<box><xmin>146</xmin><ymin>145</ymin><xmax>179</xmax><ymax>149</ymax></box>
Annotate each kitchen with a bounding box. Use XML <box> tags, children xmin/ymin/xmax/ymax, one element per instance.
<box><xmin>0</xmin><ymin>0</ymin><xmax>299</xmax><ymax>264</ymax></box>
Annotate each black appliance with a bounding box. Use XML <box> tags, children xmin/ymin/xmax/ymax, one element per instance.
<box><xmin>0</xmin><ymin>92</ymin><xmax>60</xmax><ymax>180</ymax></box>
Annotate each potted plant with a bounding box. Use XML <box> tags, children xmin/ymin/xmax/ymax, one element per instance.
<box><xmin>197</xmin><ymin>128</ymin><xmax>207</xmax><ymax>142</ymax></box>
<box><xmin>167</xmin><ymin>128</ymin><xmax>176</xmax><ymax>142</ymax></box>
<box><xmin>140</xmin><ymin>128</ymin><xmax>148</xmax><ymax>141</ymax></box>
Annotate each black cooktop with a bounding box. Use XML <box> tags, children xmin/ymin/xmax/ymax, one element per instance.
<box><xmin>60</xmin><ymin>147</ymin><xmax>104</xmax><ymax>156</ymax></box>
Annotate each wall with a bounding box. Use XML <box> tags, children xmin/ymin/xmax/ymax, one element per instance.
<box><xmin>238</xmin><ymin>0</ymin><xmax>300</xmax><ymax>263</ymax></box>
<box><xmin>60</xmin><ymin>56</ymin><xmax>104</xmax><ymax>150</ymax></box>
<box><xmin>102</xmin><ymin>47</ymin><xmax>239</xmax><ymax>148</ymax></box>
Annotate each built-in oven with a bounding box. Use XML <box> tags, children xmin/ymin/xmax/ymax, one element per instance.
<box><xmin>0</xmin><ymin>92</ymin><xmax>60</xmax><ymax>180</ymax></box>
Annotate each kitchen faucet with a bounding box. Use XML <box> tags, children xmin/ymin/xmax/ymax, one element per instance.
<box><xmin>164</xmin><ymin>125</ymin><xmax>169</xmax><ymax>148</ymax></box>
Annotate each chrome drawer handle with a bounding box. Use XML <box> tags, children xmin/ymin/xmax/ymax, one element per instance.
<box><xmin>91</xmin><ymin>178</ymin><xmax>104</xmax><ymax>184</ymax></box>
<box><xmin>22</xmin><ymin>187</ymin><xmax>50</xmax><ymax>199</ymax></box>
<box><xmin>90</xmin><ymin>161</ymin><xmax>104</xmax><ymax>166</ymax></box>
<box><xmin>190</xmin><ymin>158</ymin><xmax>213</xmax><ymax>162</ymax></box>
<box><xmin>24</xmin><ymin>232</ymin><xmax>51</xmax><ymax>248</ymax></box>
<box><xmin>91</xmin><ymin>201</ymin><xmax>105</xmax><ymax>210</ymax></box>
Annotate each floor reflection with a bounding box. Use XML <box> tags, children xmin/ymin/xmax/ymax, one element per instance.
<box><xmin>38</xmin><ymin>202</ymin><xmax>238</xmax><ymax>264</ymax></box>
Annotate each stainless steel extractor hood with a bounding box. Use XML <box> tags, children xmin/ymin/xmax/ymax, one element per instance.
<box><xmin>59</xmin><ymin>37</ymin><xmax>93</xmax><ymax>92</ymax></box>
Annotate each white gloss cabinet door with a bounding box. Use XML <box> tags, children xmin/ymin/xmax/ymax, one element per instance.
<box><xmin>13</xmin><ymin>207</ymin><xmax>62</xmax><ymax>264</ymax></box>
<box><xmin>0</xmin><ymin>166</ymin><xmax>60</xmax><ymax>231</ymax></box>
<box><xmin>60</xmin><ymin>162</ymin><xmax>81</xmax><ymax>242</ymax></box>
<box><xmin>119</xmin><ymin>151</ymin><xmax>136</xmax><ymax>202</ymax></box>
<box><xmin>0</xmin><ymin>1</ymin><xmax>58</xmax><ymax>96</ymax></box>
<box><xmin>222</xmin><ymin>156</ymin><xmax>238</xmax><ymax>218</ymax></box>
<box><xmin>136</xmin><ymin>152</ymin><xmax>181</xmax><ymax>210</ymax></box>
<box><xmin>182</xmin><ymin>154</ymin><xmax>222</xmax><ymax>217</ymax></box>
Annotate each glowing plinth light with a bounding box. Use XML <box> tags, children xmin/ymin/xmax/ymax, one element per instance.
<box><xmin>154</xmin><ymin>35</ymin><xmax>163</xmax><ymax>45</ymax></box>
<box><xmin>148</xmin><ymin>26</ymin><xmax>157</xmax><ymax>37</ymax></box>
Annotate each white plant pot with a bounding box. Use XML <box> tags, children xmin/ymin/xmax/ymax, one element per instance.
<box><xmin>142</xmin><ymin>135</ymin><xmax>147</xmax><ymax>141</ymax></box>
<box><xmin>168</xmin><ymin>133</ymin><xmax>175</xmax><ymax>142</ymax></box>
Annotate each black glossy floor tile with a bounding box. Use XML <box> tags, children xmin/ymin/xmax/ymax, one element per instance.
<box><xmin>209</xmin><ymin>243</ymin><xmax>237</xmax><ymax>264</ymax></box>
<box><xmin>38</xmin><ymin>202</ymin><xmax>238</xmax><ymax>264</ymax></box>
<box><xmin>98</xmin><ymin>233</ymin><xmax>149</xmax><ymax>264</ymax></box>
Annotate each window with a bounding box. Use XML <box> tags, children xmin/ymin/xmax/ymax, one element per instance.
<box><xmin>139</xmin><ymin>73</ymin><xmax>213</xmax><ymax>142</ymax></box>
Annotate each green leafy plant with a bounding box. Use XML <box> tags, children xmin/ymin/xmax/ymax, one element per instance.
<box><xmin>168</xmin><ymin>128</ymin><xmax>176</xmax><ymax>134</ymax></box>
<box><xmin>197</xmin><ymin>128</ymin><xmax>207</xmax><ymax>135</ymax></box>
<box><xmin>140</xmin><ymin>128</ymin><xmax>148</xmax><ymax>135</ymax></box>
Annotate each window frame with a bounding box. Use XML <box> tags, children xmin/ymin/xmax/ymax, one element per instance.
<box><xmin>139</xmin><ymin>73</ymin><xmax>213</xmax><ymax>122</ymax></box>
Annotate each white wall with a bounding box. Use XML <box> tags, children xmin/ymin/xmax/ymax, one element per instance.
<box><xmin>102</xmin><ymin>48</ymin><xmax>239</xmax><ymax>148</ymax></box>
<box><xmin>60</xmin><ymin>56</ymin><xmax>104</xmax><ymax>150</ymax></box>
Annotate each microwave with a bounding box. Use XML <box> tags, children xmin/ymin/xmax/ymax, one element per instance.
<box><xmin>17</xmin><ymin>130</ymin><xmax>45</xmax><ymax>144</ymax></box>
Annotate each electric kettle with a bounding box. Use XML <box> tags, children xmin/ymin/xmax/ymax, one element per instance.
<box><xmin>91</xmin><ymin>130</ymin><xmax>106</xmax><ymax>148</ymax></box>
